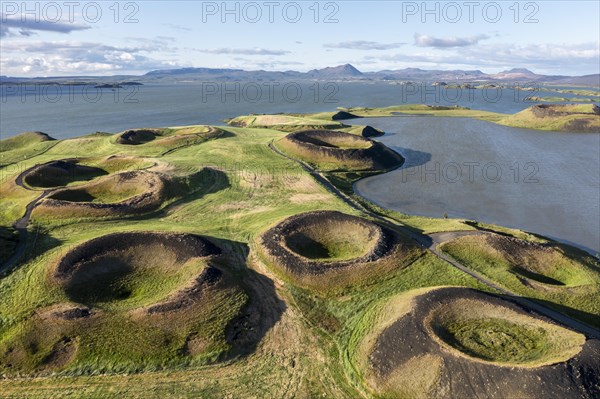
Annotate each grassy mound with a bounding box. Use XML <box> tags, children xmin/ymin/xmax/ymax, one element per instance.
<box><xmin>0</xmin><ymin>131</ymin><xmax>56</xmax><ymax>166</ymax></box>
<box><xmin>115</xmin><ymin>126</ymin><xmax>227</xmax><ymax>149</ymax></box>
<box><xmin>33</xmin><ymin>167</ymin><xmax>224</xmax><ymax>219</ymax></box>
<box><xmin>52</xmin><ymin>232</ymin><xmax>222</xmax><ymax>311</ymax></box>
<box><xmin>20</xmin><ymin>156</ymin><xmax>154</xmax><ymax>190</ymax></box>
<box><xmin>0</xmin><ymin>232</ymin><xmax>254</xmax><ymax>375</ymax></box>
<box><xmin>47</xmin><ymin>171</ymin><xmax>156</xmax><ymax>204</ymax></box>
<box><xmin>22</xmin><ymin>159</ymin><xmax>108</xmax><ymax>189</ymax></box>
<box><xmin>258</xmin><ymin>210</ymin><xmax>412</xmax><ymax>288</ymax></box>
<box><xmin>427</xmin><ymin>297</ymin><xmax>584</xmax><ymax>366</ymax></box>
<box><xmin>276</xmin><ymin>130</ymin><xmax>404</xmax><ymax>171</ymax></box>
<box><xmin>439</xmin><ymin>234</ymin><xmax>600</xmax><ymax>328</ymax></box>
<box><xmin>0</xmin><ymin>131</ymin><xmax>54</xmax><ymax>151</ymax></box>
<box><xmin>499</xmin><ymin>104</ymin><xmax>600</xmax><ymax>132</ymax></box>
<box><xmin>36</xmin><ymin>170</ymin><xmax>170</xmax><ymax>218</ymax></box>
<box><xmin>285</xmin><ymin>216</ymin><xmax>378</xmax><ymax>261</ymax></box>
<box><xmin>359</xmin><ymin>287</ymin><xmax>595</xmax><ymax>399</ymax></box>
<box><xmin>227</xmin><ymin>114</ymin><xmax>346</xmax><ymax>131</ymax></box>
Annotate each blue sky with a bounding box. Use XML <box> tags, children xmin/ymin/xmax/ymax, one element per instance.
<box><xmin>1</xmin><ymin>1</ymin><xmax>599</xmax><ymax>76</ymax></box>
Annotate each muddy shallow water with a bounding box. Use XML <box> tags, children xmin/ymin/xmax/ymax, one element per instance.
<box><xmin>353</xmin><ymin>117</ymin><xmax>600</xmax><ymax>254</ymax></box>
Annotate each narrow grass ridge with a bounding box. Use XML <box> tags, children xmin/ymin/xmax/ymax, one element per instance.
<box><xmin>115</xmin><ymin>126</ymin><xmax>229</xmax><ymax>150</ymax></box>
<box><xmin>276</xmin><ymin>129</ymin><xmax>404</xmax><ymax>171</ymax></box>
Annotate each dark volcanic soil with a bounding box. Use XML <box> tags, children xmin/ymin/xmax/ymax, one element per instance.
<box><xmin>369</xmin><ymin>287</ymin><xmax>600</xmax><ymax>399</ymax></box>
<box><xmin>331</xmin><ymin>111</ymin><xmax>360</xmax><ymax>120</ymax></box>
<box><xmin>259</xmin><ymin>211</ymin><xmax>412</xmax><ymax>288</ymax></box>
<box><xmin>116</xmin><ymin>129</ymin><xmax>163</xmax><ymax>145</ymax></box>
<box><xmin>261</xmin><ymin>211</ymin><xmax>399</xmax><ymax>274</ymax></box>
<box><xmin>359</xmin><ymin>125</ymin><xmax>384</xmax><ymax>137</ymax></box>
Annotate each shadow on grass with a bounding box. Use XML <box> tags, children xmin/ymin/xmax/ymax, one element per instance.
<box><xmin>200</xmin><ymin>237</ymin><xmax>286</xmax><ymax>359</ymax></box>
<box><xmin>516</xmin><ymin>296</ymin><xmax>600</xmax><ymax>332</ymax></box>
<box><xmin>1</xmin><ymin>226</ymin><xmax>63</xmax><ymax>278</ymax></box>
<box><xmin>0</xmin><ymin>226</ymin><xmax>19</xmax><ymax>266</ymax></box>
<box><xmin>140</xmin><ymin>167</ymin><xmax>231</xmax><ymax>220</ymax></box>
<box><xmin>463</xmin><ymin>220</ymin><xmax>515</xmax><ymax>237</ymax></box>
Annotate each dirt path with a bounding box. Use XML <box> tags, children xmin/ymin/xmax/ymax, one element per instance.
<box><xmin>1</xmin><ymin>190</ymin><xmax>50</xmax><ymax>275</ymax></box>
<box><xmin>0</xmin><ymin>164</ymin><xmax>54</xmax><ymax>274</ymax></box>
<box><xmin>268</xmin><ymin>141</ymin><xmax>600</xmax><ymax>339</ymax></box>
<box><xmin>428</xmin><ymin>230</ymin><xmax>485</xmax><ymax>247</ymax></box>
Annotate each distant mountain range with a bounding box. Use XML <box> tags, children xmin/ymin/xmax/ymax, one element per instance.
<box><xmin>1</xmin><ymin>64</ymin><xmax>599</xmax><ymax>86</ymax></box>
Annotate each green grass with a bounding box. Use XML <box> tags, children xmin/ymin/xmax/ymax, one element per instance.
<box><xmin>498</xmin><ymin>104</ymin><xmax>600</xmax><ymax>132</ymax></box>
<box><xmin>0</xmin><ymin>111</ymin><xmax>598</xmax><ymax>397</ymax></box>
<box><xmin>440</xmin><ymin>235</ymin><xmax>600</xmax><ymax>328</ymax></box>
<box><xmin>81</xmin><ymin>156</ymin><xmax>154</xmax><ymax>174</ymax></box>
<box><xmin>340</xmin><ymin>104</ymin><xmax>508</xmax><ymax>123</ymax></box>
<box><xmin>287</xmin><ymin>234</ymin><xmax>367</xmax><ymax>261</ymax></box>
<box><xmin>47</xmin><ymin>175</ymin><xmax>147</xmax><ymax>204</ymax></box>
<box><xmin>525</xmin><ymin>96</ymin><xmax>597</xmax><ymax>102</ymax></box>
<box><xmin>0</xmin><ymin>122</ymin><xmax>359</xmax><ymax>382</ymax></box>
<box><xmin>0</xmin><ymin>286</ymin><xmax>248</xmax><ymax>375</ymax></box>
<box><xmin>304</xmin><ymin>103</ymin><xmax>600</xmax><ymax>132</ymax></box>
<box><xmin>61</xmin><ymin>251</ymin><xmax>207</xmax><ymax>312</ymax></box>
<box><xmin>538</xmin><ymin>87</ymin><xmax>600</xmax><ymax>97</ymax></box>
<box><xmin>438</xmin><ymin>318</ymin><xmax>558</xmax><ymax>363</ymax></box>
<box><xmin>426</xmin><ymin>295</ymin><xmax>586</xmax><ymax>368</ymax></box>
<box><xmin>227</xmin><ymin>114</ymin><xmax>347</xmax><ymax>131</ymax></box>
<box><xmin>0</xmin><ymin>131</ymin><xmax>57</xmax><ymax>167</ymax></box>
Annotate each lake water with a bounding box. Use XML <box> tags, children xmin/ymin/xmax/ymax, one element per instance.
<box><xmin>0</xmin><ymin>82</ymin><xmax>588</xmax><ymax>139</ymax></box>
<box><xmin>2</xmin><ymin>83</ymin><xmax>598</xmax><ymax>254</ymax></box>
<box><xmin>354</xmin><ymin>117</ymin><xmax>600</xmax><ymax>255</ymax></box>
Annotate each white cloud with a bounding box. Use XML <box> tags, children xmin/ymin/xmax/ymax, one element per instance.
<box><xmin>414</xmin><ymin>33</ymin><xmax>489</xmax><ymax>48</ymax></box>
<box><xmin>162</xmin><ymin>23</ymin><xmax>191</xmax><ymax>32</ymax></box>
<box><xmin>0</xmin><ymin>40</ymin><xmax>179</xmax><ymax>76</ymax></box>
<box><xmin>195</xmin><ymin>48</ymin><xmax>290</xmax><ymax>56</ymax></box>
<box><xmin>362</xmin><ymin>42</ymin><xmax>600</xmax><ymax>75</ymax></box>
<box><xmin>0</xmin><ymin>15</ymin><xmax>90</xmax><ymax>37</ymax></box>
<box><xmin>324</xmin><ymin>41</ymin><xmax>405</xmax><ymax>50</ymax></box>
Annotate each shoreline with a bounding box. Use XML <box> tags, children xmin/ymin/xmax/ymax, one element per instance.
<box><xmin>351</xmin><ymin>121</ymin><xmax>599</xmax><ymax>257</ymax></box>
